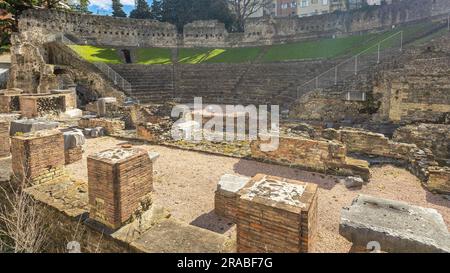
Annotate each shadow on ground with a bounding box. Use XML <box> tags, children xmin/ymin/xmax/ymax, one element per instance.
<box><xmin>233</xmin><ymin>158</ymin><xmax>339</xmax><ymax>190</ymax></box>
<box><xmin>190</xmin><ymin>210</ymin><xmax>234</xmax><ymax>234</ymax></box>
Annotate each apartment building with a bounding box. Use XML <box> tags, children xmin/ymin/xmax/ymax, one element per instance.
<box><xmin>297</xmin><ymin>0</ymin><xmax>331</xmax><ymax>17</ymax></box>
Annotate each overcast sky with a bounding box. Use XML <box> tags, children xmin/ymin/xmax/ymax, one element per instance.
<box><xmin>88</xmin><ymin>0</ymin><xmax>153</xmax><ymax>15</ymax></box>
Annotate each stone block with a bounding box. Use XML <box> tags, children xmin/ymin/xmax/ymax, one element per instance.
<box><xmin>63</xmin><ymin>129</ymin><xmax>85</xmax><ymax>150</ymax></box>
<box><xmin>340</xmin><ymin>194</ymin><xmax>450</xmax><ymax>253</ymax></box>
<box><xmin>214</xmin><ymin>174</ymin><xmax>250</xmax><ymax>221</ymax></box>
<box><xmin>10</xmin><ymin>119</ymin><xmax>59</xmax><ymax>136</ymax></box>
<box><xmin>427</xmin><ymin>167</ymin><xmax>450</xmax><ymax>194</ymax></box>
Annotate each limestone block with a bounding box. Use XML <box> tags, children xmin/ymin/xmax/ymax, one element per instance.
<box><xmin>63</xmin><ymin>129</ymin><xmax>85</xmax><ymax>150</ymax></box>
<box><xmin>214</xmin><ymin>174</ymin><xmax>251</xmax><ymax>220</ymax></box>
<box><xmin>10</xmin><ymin>119</ymin><xmax>59</xmax><ymax>136</ymax></box>
<box><xmin>340</xmin><ymin>194</ymin><xmax>450</xmax><ymax>253</ymax></box>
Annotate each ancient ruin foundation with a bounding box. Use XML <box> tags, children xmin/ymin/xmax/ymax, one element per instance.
<box><xmin>0</xmin><ymin>121</ymin><xmax>10</xmax><ymax>158</ymax></box>
<box><xmin>10</xmin><ymin>129</ymin><xmax>66</xmax><ymax>185</ymax></box>
<box><xmin>236</xmin><ymin>174</ymin><xmax>318</xmax><ymax>253</ymax></box>
<box><xmin>87</xmin><ymin>148</ymin><xmax>157</xmax><ymax>229</ymax></box>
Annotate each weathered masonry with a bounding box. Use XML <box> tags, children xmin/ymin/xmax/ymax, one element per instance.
<box><xmin>11</xmin><ymin>129</ymin><xmax>66</xmax><ymax>186</ymax></box>
<box><xmin>18</xmin><ymin>0</ymin><xmax>450</xmax><ymax>48</ymax></box>
<box><xmin>236</xmin><ymin>174</ymin><xmax>318</xmax><ymax>253</ymax></box>
<box><xmin>87</xmin><ymin>148</ymin><xmax>158</xmax><ymax>229</ymax></box>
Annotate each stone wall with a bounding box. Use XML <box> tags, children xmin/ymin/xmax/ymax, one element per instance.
<box><xmin>11</xmin><ymin>129</ymin><xmax>66</xmax><ymax>186</ymax></box>
<box><xmin>78</xmin><ymin>117</ymin><xmax>125</xmax><ymax>135</ymax></box>
<box><xmin>320</xmin><ymin>127</ymin><xmax>450</xmax><ymax>194</ymax></box>
<box><xmin>322</xmin><ymin>128</ymin><xmax>416</xmax><ymax>160</ymax></box>
<box><xmin>393</xmin><ymin>124</ymin><xmax>450</xmax><ymax>162</ymax></box>
<box><xmin>65</xmin><ymin>146</ymin><xmax>82</xmax><ymax>165</ymax></box>
<box><xmin>18</xmin><ymin>0</ymin><xmax>450</xmax><ymax>48</ymax></box>
<box><xmin>19</xmin><ymin>94</ymin><xmax>66</xmax><ymax>118</ymax></box>
<box><xmin>289</xmin><ymin>90</ymin><xmax>369</xmax><ymax>122</ymax></box>
<box><xmin>0</xmin><ymin>121</ymin><xmax>10</xmax><ymax>158</ymax></box>
<box><xmin>291</xmin><ymin>31</ymin><xmax>450</xmax><ymax>124</ymax></box>
<box><xmin>381</xmin><ymin>56</ymin><xmax>450</xmax><ymax>123</ymax></box>
<box><xmin>8</xmin><ymin>31</ymin><xmax>126</xmax><ymax>101</ymax></box>
<box><xmin>250</xmin><ymin>135</ymin><xmax>370</xmax><ymax>180</ymax></box>
<box><xmin>428</xmin><ymin>167</ymin><xmax>450</xmax><ymax>194</ymax></box>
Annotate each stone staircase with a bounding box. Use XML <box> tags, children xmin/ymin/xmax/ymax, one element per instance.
<box><xmin>111</xmin><ymin>60</ymin><xmax>337</xmax><ymax>106</ymax></box>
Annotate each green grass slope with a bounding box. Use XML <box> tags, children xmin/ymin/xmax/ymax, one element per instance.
<box><xmin>69</xmin><ymin>45</ymin><xmax>122</xmax><ymax>64</ymax></box>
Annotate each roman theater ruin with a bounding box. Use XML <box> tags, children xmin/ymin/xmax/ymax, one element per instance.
<box><xmin>0</xmin><ymin>0</ymin><xmax>449</xmax><ymax>253</ymax></box>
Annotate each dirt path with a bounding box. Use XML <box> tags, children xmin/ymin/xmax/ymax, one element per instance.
<box><xmin>64</xmin><ymin>137</ymin><xmax>450</xmax><ymax>253</ymax></box>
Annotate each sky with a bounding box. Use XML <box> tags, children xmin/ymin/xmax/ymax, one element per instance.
<box><xmin>88</xmin><ymin>0</ymin><xmax>153</xmax><ymax>16</ymax></box>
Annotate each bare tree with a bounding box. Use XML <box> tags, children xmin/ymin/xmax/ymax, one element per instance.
<box><xmin>0</xmin><ymin>182</ymin><xmax>49</xmax><ymax>253</ymax></box>
<box><xmin>228</xmin><ymin>0</ymin><xmax>272</xmax><ymax>31</ymax></box>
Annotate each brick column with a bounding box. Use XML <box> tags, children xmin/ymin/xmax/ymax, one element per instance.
<box><xmin>236</xmin><ymin>174</ymin><xmax>318</xmax><ymax>253</ymax></box>
<box><xmin>87</xmin><ymin>148</ymin><xmax>158</xmax><ymax>229</ymax></box>
<box><xmin>0</xmin><ymin>121</ymin><xmax>10</xmax><ymax>158</ymax></box>
<box><xmin>11</xmin><ymin>129</ymin><xmax>66</xmax><ymax>185</ymax></box>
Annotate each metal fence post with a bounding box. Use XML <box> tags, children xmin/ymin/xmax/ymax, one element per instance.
<box><xmin>334</xmin><ymin>66</ymin><xmax>338</xmax><ymax>85</ymax></box>
<box><xmin>354</xmin><ymin>55</ymin><xmax>358</xmax><ymax>75</ymax></box>
<box><xmin>377</xmin><ymin>43</ymin><xmax>381</xmax><ymax>64</ymax></box>
<box><xmin>400</xmin><ymin>31</ymin><xmax>403</xmax><ymax>52</ymax></box>
<box><xmin>448</xmin><ymin>13</ymin><xmax>450</xmax><ymax>31</ymax></box>
<box><xmin>315</xmin><ymin>77</ymin><xmax>319</xmax><ymax>89</ymax></box>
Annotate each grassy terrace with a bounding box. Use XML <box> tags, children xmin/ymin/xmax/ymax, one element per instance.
<box><xmin>69</xmin><ymin>45</ymin><xmax>122</xmax><ymax>64</ymax></box>
<box><xmin>69</xmin><ymin>21</ymin><xmax>441</xmax><ymax>64</ymax></box>
<box><xmin>178</xmin><ymin>47</ymin><xmax>262</xmax><ymax>64</ymax></box>
<box><xmin>136</xmin><ymin>48</ymin><xmax>172</xmax><ymax>64</ymax></box>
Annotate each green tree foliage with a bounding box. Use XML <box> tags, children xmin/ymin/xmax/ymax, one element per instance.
<box><xmin>112</xmin><ymin>0</ymin><xmax>127</xmax><ymax>17</ymax></box>
<box><xmin>0</xmin><ymin>0</ymin><xmax>73</xmax><ymax>32</ymax></box>
<box><xmin>161</xmin><ymin>0</ymin><xmax>235</xmax><ymax>32</ymax></box>
<box><xmin>71</xmin><ymin>0</ymin><xmax>91</xmax><ymax>13</ymax></box>
<box><xmin>150</xmin><ymin>0</ymin><xmax>163</xmax><ymax>21</ymax></box>
<box><xmin>130</xmin><ymin>0</ymin><xmax>152</xmax><ymax>19</ymax></box>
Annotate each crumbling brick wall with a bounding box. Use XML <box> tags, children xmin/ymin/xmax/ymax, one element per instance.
<box><xmin>0</xmin><ymin>94</ymin><xmax>21</xmax><ymax>113</ymax></box>
<box><xmin>0</xmin><ymin>121</ymin><xmax>10</xmax><ymax>158</ymax></box>
<box><xmin>65</xmin><ymin>146</ymin><xmax>82</xmax><ymax>165</ymax></box>
<box><xmin>11</xmin><ymin>129</ymin><xmax>66</xmax><ymax>185</ymax></box>
<box><xmin>19</xmin><ymin>94</ymin><xmax>67</xmax><ymax>118</ymax></box>
<box><xmin>393</xmin><ymin>124</ymin><xmax>450</xmax><ymax>161</ymax></box>
<box><xmin>78</xmin><ymin>118</ymin><xmax>125</xmax><ymax>135</ymax></box>
<box><xmin>251</xmin><ymin>136</ymin><xmax>347</xmax><ymax>171</ymax></box>
<box><xmin>323</xmin><ymin>128</ymin><xmax>416</xmax><ymax>160</ymax></box>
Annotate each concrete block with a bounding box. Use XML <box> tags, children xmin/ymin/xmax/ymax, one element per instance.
<box><xmin>63</xmin><ymin>129</ymin><xmax>85</xmax><ymax>150</ymax></box>
<box><xmin>340</xmin><ymin>194</ymin><xmax>450</xmax><ymax>253</ymax></box>
<box><xmin>10</xmin><ymin>119</ymin><xmax>59</xmax><ymax>136</ymax></box>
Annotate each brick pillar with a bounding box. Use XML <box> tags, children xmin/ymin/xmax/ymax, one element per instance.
<box><xmin>87</xmin><ymin>148</ymin><xmax>158</xmax><ymax>229</ymax></box>
<box><xmin>11</xmin><ymin>129</ymin><xmax>66</xmax><ymax>185</ymax></box>
<box><xmin>236</xmin><ymin>174</ymin><xmax>318</xmax><ymax>253</ymax></box>
<box><xmin>0</xmin><ymin>121</ymin><xmax>10</xmax><ymax>158</ymax></box>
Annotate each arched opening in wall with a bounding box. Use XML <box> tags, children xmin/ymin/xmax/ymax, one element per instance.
<box><xmin>121</xmin><ymin>49</ymin><xmax>132</xmax><ymax>63</ymax></box>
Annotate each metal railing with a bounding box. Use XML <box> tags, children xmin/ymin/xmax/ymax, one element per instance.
<box><xmin>296</xmin><ymin>31</ymin><xmax>404</xmax><ymax>98</ymax></box>
<box><xmin>53</xmin><ymin>34</ymin><xmax>133</xmax><ymax>96</ymax></box>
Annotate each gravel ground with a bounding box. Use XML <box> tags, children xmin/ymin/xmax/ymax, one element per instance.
<box><xmin>62</xmin><ymin>137</ymin><xmax>450</xmax><ymax>253</ymax></box>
